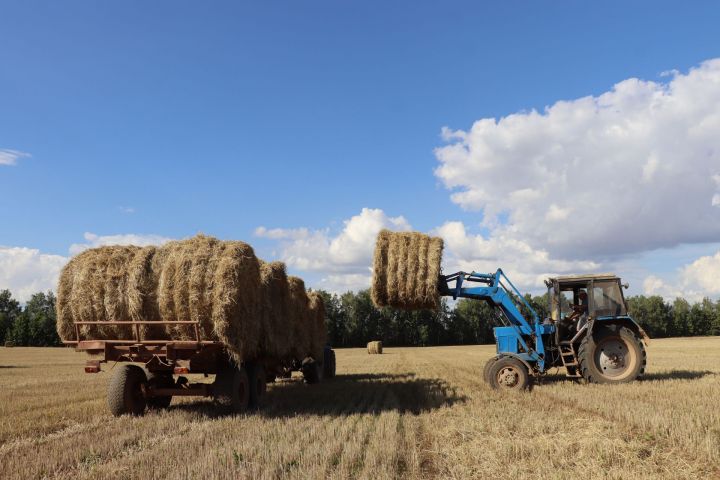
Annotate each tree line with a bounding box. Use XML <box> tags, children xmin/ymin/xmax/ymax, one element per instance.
<box><xmin>1</xmin><ymin>288</ymin><xmax>719</xmax><ymax>348</ymax></box>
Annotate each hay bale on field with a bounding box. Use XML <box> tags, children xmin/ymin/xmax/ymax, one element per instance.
<box><xmin>371</xmin><ymin>230</ymin><xmax>444</xmax><ymax>310</ymax></box>
<box><xmin>288</xmin><ymin>276</ymin><xmax>311</xmax><ymax>359</ymax></box>
<box><xmin>367</xmin><ymin>340</ymin><xmax>383</xmax><ymax>354</ymax></box>
<box><xmin>307</xmin><ymin>291</ymin><xmax>326</xmax><ymax>360</ymax></box>
<box><xmin>259</xmin><ymin>261</ymin><xmax>292</xmax><ymax>359</ymax></box>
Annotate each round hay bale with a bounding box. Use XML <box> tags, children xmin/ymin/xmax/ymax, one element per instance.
<box><xmin>367</xmin><ymin>340</ymin><xmax>383</xmax><ymax>354</ymax></box>
<box><xmin>259</xmin><ymin>261</ymin><xmax>292</xmax><ymax>359</ymax></box>
<box><xmin>209</xmin><ymin>240</ymin><xmax>262</xmax><ymax>364</ymax></box>
<box><xmin>371</xmin><ymin>230</ymin><xmax>444</xmax><ymax>311</ymax></box>
<box><xmin>307</xmin><ymin>291</ymin><xmax>326</xmax><ymax>361</ymax></box>
<box><xmin>56</xmin><ymin>259</ymin><xmax>76</xmax><ymax>341</ymax></box>
<box><xmin>63</xmin><ymin>246</ymin><xmax>141</xmax><ymax>340</ymax></box>
<box><xmin>288</xmin><ymin>276</ymin><xmax>311</xmax><ymax>360</ymax></box>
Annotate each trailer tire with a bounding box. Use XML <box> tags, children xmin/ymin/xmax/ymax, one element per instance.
<box><xmin>323</xmin><ymin>348</ymin><xmax>336</xmax><ymax>379</ymax></box>
<box><xmin>108</xmin><ymin>365</ymin><xmax>147</xmax><ymax>417</ymax></box>
<box><xmin>578</xmin><ymin>324</ymin><xmax>645</xmax><ymax>384</ymax></box>
<box><xmin>246</xmin><ymin>362</ymin><xmax>267</xmax><ymax>409</ymax></box>
<box><xmin>487</xmin><ymin>357</ymin><xmax>530</xmax><ymax>391</ymax></box>
<box><xmin>144</xmin><ymin>370</ymin><xmax>173</xmax><ymax>410</ymax></box>
<box><xmin>213</xmin><ymin>366</ymin><xmax>250</xmax><ymax>414</ymax></box>
<box><xmin>302</xmin><ymin>357</ymin><xmax>322</xmax><ymax>384</ymax></box>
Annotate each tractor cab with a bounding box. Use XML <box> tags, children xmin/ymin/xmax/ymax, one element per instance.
<box><xmin>540</xmin><ymin>273</ymin><xmax>646</xmax><ymax>383</ymax></box>
<box><xmin>546</xmin><ymin>274</ymin><xmax>628</xmax><ymax>322</ymax></box>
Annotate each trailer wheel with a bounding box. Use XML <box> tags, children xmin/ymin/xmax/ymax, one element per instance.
<box><xmin>246</xmin><ymin>362</ymin><xmax>267</xmax><ymax>409</ymax></box>
<box><xmin>578</xmin><ymin>324</ymin><xmax>645</xmax><ymax>384</ymax></box>
<box><xmin>145</xmin><ymin>370</ymin><xmax>173</xmax><ymax>410</ymax></box>
<box><xmin>487</xmin><ymin>357</ymin><xmax>530</xmax><ymax>391</ymax></box>
<box><xmin>213</xmin><ymin>366</ymin><xmax>250</xmax><ymax>413</ymax></box>
<box><xmin>323</xmin><ymin>348</ymin><xmax>336</xmax><ymax>379</ymax></box>
<box><xmin>302</xmin><ymin>357</ymin><xmax>322</xmax><ymax>384</ymax></box>
<box><xmin>108</xmin><ymin>365</ymin><xmax>147</xmax><ymax>416</ymax></box>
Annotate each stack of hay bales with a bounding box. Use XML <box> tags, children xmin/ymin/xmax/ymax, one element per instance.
<box><xmin>56</xmin><ymin>234</ymin><xmax>326</xmax><ymax>364</ymax></box>
<box><xmin>367</xmin><ymin>341</ymin><xmax>383</xmax><ymax>354</ymax></box>
<box><xmin>371</xmin><ymin>230</ymin><xmax>444</xmax><ymax>311</ymax></box>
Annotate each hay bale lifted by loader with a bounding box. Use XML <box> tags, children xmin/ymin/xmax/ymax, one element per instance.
<box><xmin>58</xmin><ymin>235</ymin><xmax>336</xmax><ymax>416</ymax></box>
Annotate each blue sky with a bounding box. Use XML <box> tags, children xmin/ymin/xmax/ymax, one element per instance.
<box><xmin>1</xmin><ymin>1</ymin><xmax>720</xmax><ymax>301</ymax></box>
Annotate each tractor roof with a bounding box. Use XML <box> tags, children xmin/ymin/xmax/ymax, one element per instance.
<box><xmin>549</xmin><ymin>273</ymin><xmax>619</xmax><ymax>283</ymax></box>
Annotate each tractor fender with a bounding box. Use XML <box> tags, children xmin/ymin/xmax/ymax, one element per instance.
<box><xmin>589</xmin><ymin>316</ymin><xmax>650</xmax><ymax>346</ymax></box>
<box><xmin>492</xmin><ymin>353</ymin><xmax>535</xmax><ymax>375</ymax></box>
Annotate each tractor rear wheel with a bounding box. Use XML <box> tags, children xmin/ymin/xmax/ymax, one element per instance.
<box><xmin>213</xmin><ymin>365</ymin><xmax>250</xmax><ymax>413</ymax></box>
<box><xmin>578</xmin><ymin>324</ymin><xmax>645</xmax><ymax>384</ymax></box>
<box><xmin>108</xmin><ymin>365</ymin><xmax>148</xmax><ymax>416</ymax></box>
<box><xmin>487</xmin><ymin>357</ymin><xmax>530</xmax><ymax>391</ymax></box>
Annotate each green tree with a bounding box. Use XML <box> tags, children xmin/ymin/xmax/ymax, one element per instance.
<box><xmin>0</xmin><ymin>289</ymin><xmax>21</xmax><ymax>344</ymax></box>
<box><xmin>315</xmin><ymin>290</ymin><xmax>347</xmax><ymax>347</ymax></box>
<box><xmin>670</xmin><ymin>298</ymin><xmax>691</xmax><ymax>337</ymax></box>
<box><xmin>453</xmin><ymin>298</ymin><xmax>495</xmax><ymax>344</ymax></box>
<box><xmin>25</xmin><ymin>291</ymin><xmax>60</xmax><ymax>346</ymax></box>
<box><xmin>626</xmin><ymin>295</ymin><xmax>672</xmax><ymax>338</ymax></box>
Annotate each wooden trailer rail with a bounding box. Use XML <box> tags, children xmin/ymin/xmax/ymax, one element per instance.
<box><xmin>63</xmin><ymin>320</ymin><xmax>225</xmax><ymax>374</ymax></box>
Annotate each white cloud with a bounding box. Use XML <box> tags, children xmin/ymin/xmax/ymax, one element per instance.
<box><xmin>435</xmin><ymin>58</ymin><xmax>720</xmax><ymax>258</ymax></box>
<box><xmin>69</xmin><ymin>232</ymin><xmax>172</xmax><ymax>255</ymax></box>
<box><xmin>432</xmin><ymin>221</ymin><xmax>599</xmax><ymax>292</ymax></box>
<box><xmin>0</xmin><ymin>232</ymin><xmax>173</xmax><ymax>302</ymax></box>
<box><xmin>316</xmin><ymin>273</ymin><xmax>372</xmax><ymax>293</ymax></box>
<box><xmin>0</xmin><ymin>247</ymin><xmax>67</xmax><ymax>302</ymax></box>
<box><xmin>118</xmin><ymin>206</ymin><xmax>135</xmax><ymax>214</ymax></box>
<box><xmin>644</xmin><ymin>250</ymin><xmax>720</xmax><ymax>301</ymax></box>
<box><xmin>256</xmin><ymin>208</ymin><xmax>410</xmax><ymax>272</ymax></box>
<box><xmin>257</xmin><ymin>208</ymin><xmax>602</xmax><ymax>294</ymax></box>
<box><xmin>0</xmin><ymin>149</ymin><xmax>30</xmax><ymax>166</ymax></box>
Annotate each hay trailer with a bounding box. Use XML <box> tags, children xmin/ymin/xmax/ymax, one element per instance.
<box><xmin>440</xmin><ymin>270</ymin><xmax>648</xmax><ymax>390</ymax></box>
<box><xmin>65</xmin><ymin>319</ymin><xmax>337</xmax><ymax>416</ymax></box>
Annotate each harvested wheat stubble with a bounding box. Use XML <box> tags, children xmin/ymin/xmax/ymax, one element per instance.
<box><xmin>371</xmin><ymin>230</ymin><xmax>444</xmax><ymax>310</ymax></box>
<box><xmin>57</xmin><ymin>234</ymin><xmax>326</xmax><ymax>365</ymax></box>
<box><xmin>367</xmin><ymin>340</ymin><xmax>383</xmax><ymax>354</ymax></box>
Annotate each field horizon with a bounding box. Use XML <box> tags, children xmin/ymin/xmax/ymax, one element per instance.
<box><xmin>1</xmin><ymin>338</ymin><xmax>719</xmax><ymax>479</ymax></box>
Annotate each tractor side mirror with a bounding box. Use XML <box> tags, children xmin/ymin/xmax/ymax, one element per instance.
<box><xmin>622</xmin><ymin>283</ymin><xmax>629</xmax><ymax>289</ymax></box>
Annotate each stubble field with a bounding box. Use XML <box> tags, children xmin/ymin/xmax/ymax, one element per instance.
<box><xmin>1</xmin><ymin>337</ymin><xmax>719</xmax><ymax>479</ymax></box>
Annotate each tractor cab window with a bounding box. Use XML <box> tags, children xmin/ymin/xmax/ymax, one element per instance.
<box><xmin>559</xmin><ymin>290</ymin><xmax>577</xmax><ymax>319</ymax></box>
<box><xmin>591</xmin><ymin>280</ymin><xmax>626</xmax><ymax>316</ymax></box>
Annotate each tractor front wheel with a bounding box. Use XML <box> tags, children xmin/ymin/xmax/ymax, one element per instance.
<box><xmin>487</xmin><ymin>357</ymin><xmax>530</xmax><ymax>391</ymax></box>
<box><xmin>578</xmin><ymin>324</ymin><xmax>646</xmax><ymax>384</ymax></box>
<box><xmin>483</xmin><ymin>356</ymin><xmax>500</xmax><ymax>384</ymax></box>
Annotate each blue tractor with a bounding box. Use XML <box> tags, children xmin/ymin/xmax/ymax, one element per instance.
<box><xmin>439</xmin><ymin>270</ymin><xmax>648</xmax><ymax>390</ymax></box>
